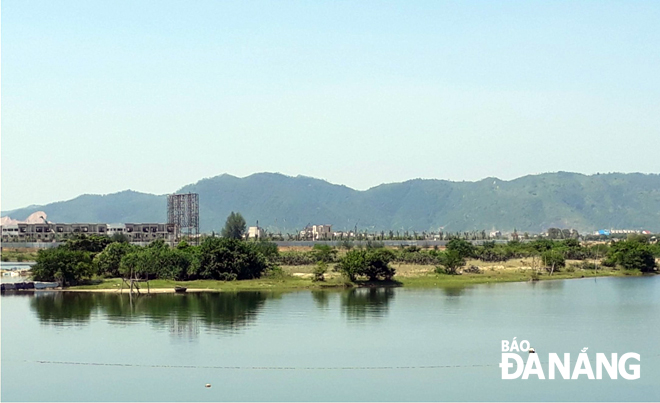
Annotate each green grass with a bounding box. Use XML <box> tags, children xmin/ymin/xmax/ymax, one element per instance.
<box><xmin>70</xmin><ymin>275</ymin><xmax>351</xmax><ymax>291</ymax></box>
<box><xmin>68</xmin><ymin>267</ymin><xmax>638</xmax><ymax>291</ymax></box>
<box><xmin>0</xmin><ymin>250</ymin><xmax>38</xmax><ymax>262</ymax></box>
<box><xmin>396</xmin><ymin>267</ymin><xmax>632</xmax><ymax>288</ymax></box>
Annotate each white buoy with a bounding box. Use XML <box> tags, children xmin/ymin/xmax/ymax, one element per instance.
<box><xmin>205</xmin><ymin>384</ymin><xmax>211</xmax><ymax>388</ymax></box>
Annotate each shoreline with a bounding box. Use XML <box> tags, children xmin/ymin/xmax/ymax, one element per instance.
<box><xmin>58</xmin><ymin>267</ymin><xmax>643</xmax><ymax>293</ymax></box>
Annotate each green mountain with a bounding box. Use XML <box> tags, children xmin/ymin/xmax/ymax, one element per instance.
<box><xmin>3</xmin><ymin>172</ymin><xmax>659</xmax><ymax>233</ymax></box>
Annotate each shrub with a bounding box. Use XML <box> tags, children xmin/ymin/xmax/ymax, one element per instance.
<box><xmin>94</xmin><ymin>242</ymin><xmax>136</xmax><ymax>277</ymax></box>
<box><xmin>277</xmin><ymin>251</ymin><xmax>316</xmax><ymax>265</ymax></box>
<box><xmin>338</xmin><ymin>240</ymin><xmax>354</xmax><ymax>250</ymax></box>
<box><xmin>464</xmin><ymin>265</ymin><xmax>482</xmax><ymax>274</ymax></box>
<box><xmin>336</xmin><ymin>249</ymin><xmax>396</xmax><ymax>281</ymax></box>
<box><xmin>32</xmin><ymin>248</ymin><xmax>94</xmax><ymax>286</ymax></box>
<box><xmin>251</xmin><ymin>240</ymin><xmax>280</xmax><ymax>261</ymax></box>
<box><xmin>436</xmin><ymin>250</ymin><xmax>465</xmax><ymax>275</ymax></box>
<box><xmin>580</xmin><ymin>262</ymin><xmax>597</xmax><ymax>270</ymax></box>
<box><xmin>541</xmin><ymin>250</ymin><xmax>565</xmax><ymax>273</ymax></box>
<box><xmin>312</xmin><ymin>244</ymin><xmax>337</xmax><ymax>263</ymax></box>
<box><xmin>313</xmin><ymin>262</ymin><xmax>328</xmax><ymax>282</ymax></box>
<box><xmin>446</xmin><ymin>239</ymin><xmax>475</xmax><ymax>259</ymax></box>
<box><xmin>607</xmin><ymin>240</ymin><xmax>657</xmax><ymax>272</ymax></box>
<box><xmin>193</xmin><ymin>237</ymin><xmax>269</xmax><ymax>280</ymax></box>
<box><xmin>63</xmin><ymin>234</ymin><xmax>112</xmax><ymax>254</ymax></box>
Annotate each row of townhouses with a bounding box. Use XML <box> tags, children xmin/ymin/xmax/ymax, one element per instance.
<box><xmin>1</xmin><ymin>223</ymin><xmax>175</xmax><ymax>242</ymax></box>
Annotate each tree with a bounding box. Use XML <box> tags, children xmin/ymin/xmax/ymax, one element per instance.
<box><xmin>94</xmin><ymin>242</ymin><xmax>136</xmax><ymax>277</ymax></box>
<box><xmin>446</xmin><ymin>238</ymin><xmax>475</xmax><ymax>259</ymax></box>
<box><xmin>312</xmin><ymin>244</ymin><xmax>337</xmax><ymax>263</ymax></box>
<box><xmin>32</xmin><ymin>248</ymin><xmax>93</xmax><ymax>286</ymax></box>
<box><xmin>336</xmin><ymin>249</ymin><xmax>396</xmax><ymax>282</ymax></box>
<box><xmin>193</xmin><ymin>237</ymin><xmax>269</xmax><ymax>280</ymax></box>
<box><xmin>110</xmin><ymin>232</ymin><xmax>129</xmax><ymax>243</ymax></box>
<box><xmin>250</xmin><ymin>240</ymin><xmax>279</xmax><ymax>261</ymax></box>
<box><xmin>541</xmin><ymin>250</ymin><xmax>565</xmax><ymax>274</ymax></box>
<box><xmin>607</xmin><ymin>240</ymin><xmax>656</xmax><ymax>272</ymax></box>
<box><xmin>313</xmin><ymin>262</ymin><xmax>328</xmax><ymax>282</ymax></box>
<box><xmin>436</xmin><ymin>250</ymin><xmax>465</xmax><ymax>275</ymax></box>
<box><xmin>63</xmin><ymin>234</ymin><xmax>112</xmax><ymax>254</ymax></box>
<box><xmin>222</xmin><ymin>212</ymin><xmax>247</xmax><ymax>239</ymax></box>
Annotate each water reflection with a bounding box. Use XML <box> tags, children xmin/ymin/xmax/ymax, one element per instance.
<box><xmin>441</xmin><ymin>286</ymin><xmax>467</xmax><ymax>297</ymax></box>
<box><xmin>29</xmin><ymin>292</ymin><xmax>272</xmax><ymax>335</ymax></box>
<box><xmin>341</xmin><ymin>288</ymin><xmax>395</xmax><ymax>320</ymax></box>
<box><xmin>311</xmin><ymin>290</ymin><xmax>330</xmax><ymax>309</ymax></box>
<box><xmin>31</xmin><ymin>293</ymin><xmax>98</xmax><ymax>324</ymax></box>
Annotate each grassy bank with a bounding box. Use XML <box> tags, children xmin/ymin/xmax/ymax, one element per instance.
<box><xmin>68</xmin><ymin>262</ymin><xmax>639</xmax><ymax>292</ymax></box>
<box><xmin>0</xmin><ymin>248</ymin><xmax>39</xmax><ymax>263</ymax></box>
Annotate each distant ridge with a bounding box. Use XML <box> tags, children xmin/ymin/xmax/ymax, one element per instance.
<box><xmin>2</xmin><ymin>172</ymin><xmax>659</xmax><ymax>233</ymax></box>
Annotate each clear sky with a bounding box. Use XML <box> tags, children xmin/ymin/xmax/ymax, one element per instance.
<box><xmin>2</xmin><ymin>1</ymin><xmax>660</xmax><ymax>211</ymax></box>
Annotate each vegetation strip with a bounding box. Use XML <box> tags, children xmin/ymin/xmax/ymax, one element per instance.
<box><xmin>7</xmin><ymin>214</ymin><xmax>657</xmax><ymax>289</ymax></box>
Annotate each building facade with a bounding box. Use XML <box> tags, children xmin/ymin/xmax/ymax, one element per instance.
<box><xmin>1</xmin><ymin>222</ymin><xmax>174</xmax><ymax>243</ymax></box>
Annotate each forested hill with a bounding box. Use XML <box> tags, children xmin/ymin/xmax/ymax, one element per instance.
<box><xmin>3</xmin><ymin>172</ymin><xmax>660</xmax><ymax>233</ymax></box>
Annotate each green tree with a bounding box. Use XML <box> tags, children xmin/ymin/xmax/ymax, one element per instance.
<box><xmin>313</xmin><ymin>261</ymin><xmax>328</xmax><ymax>282</ymax></box>
<box><xmin>32</xmin><ymin>248</ymin><xmax>94</xmax><ymax>286</ymax></box>
<box><xmin>446</xmin><ymin>238</ymin><xmax>475</xmax><ymax>259</ymax></box>
<box><xmin>193</xmin><ymin>237</ymin><xmax>268</xmax><ymax>280</ymax></box>
<box><xmin>222</xmin><ymin>212</ymin><xmax>247</xmax><ymax>239</ymax></box>
<box><xmin>312</xmin><ymin>244</ymin><xmax>337</xmax><ymax>263</ymax></box>
<box><xmin>541</xmin><ymin>250</ymin><xmax>565</xmax><ymax>274</ymax></box>
<box><xmin>607</xmin><ymin>240</ymin><xmax>656</xmax><ymax>272</ymax></box>
<box><xmin>435</xmin><ymin>250</ymin><xmax>465</xmax><ymax>275</ymax></box>
<box><xmin>63</xmin><ymin>234</ymin><xmax>112</xmax><ymax>254</ymax></box>
<box><xmin>336</xmin><ymin>249</ymin><xmax>396</xmax><ymax>282</ymax></box>
<box><xmin>251</xmin><ymin>240</ymin><xmax>280</xmax><ymax>261</ymax></box>
<box><xmin>94</xmin><ymin>242</ymin><xmax>136</xmax><ymax>277</ymax></box>
<box><xmin>110</xmin><ymin>232</ymin><xmax>130</xmax><ymax>243</ymax></box>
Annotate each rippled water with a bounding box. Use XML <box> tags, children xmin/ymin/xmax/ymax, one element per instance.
<box><xmin>2</xmin><ymin>276</ymin><xmax>659</xmax><ymax>401</ymax></box>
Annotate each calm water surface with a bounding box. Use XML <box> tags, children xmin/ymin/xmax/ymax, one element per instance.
<box><xmin>2</xmin><ymin>276</ymin><xmax>659</xmax><ymax>401</ymax></box>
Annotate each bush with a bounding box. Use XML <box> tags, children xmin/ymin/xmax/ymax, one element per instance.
<box><xmin>446</xmin><ymin>239</ymin><xmax>475</xmax><ymax>259</ymax></box>
<box><xmin>32</xmin><ymin>247</ymin><xmax>93</xmax><ymax>286</ymax></box>
<box><xmin>541</xmin><ymin>250</ymin><xmax>565</xmax><ymax>273</ymax></box>
<box><xmin>94</xmin><ymin>242</ymin><xmax>136</xmax><ymax>277</ymax></box>
<box><xmin>607</xmin><ymin>240</ymin><xmax>657</xmax><ymax>272</ymax></box>
<box><xmin>193</xmin><ymin>237</ymin><xmax>269</xmax><ymax>280</ymax></box>
<box><xmin>277</xmin><ymin>251</ymin><xmax>317</xmax><ymax>266</ymax></box>
<box><xmin>251</xmin><ymin>240</ymin><xmax>280</xmax><ymax>261</ymax></box>
<box><xmin>338</xmin><ymin>240</ymin><xmax>354</xmax><ymax>250</ymax></box>
<box><xmin>580</xmin><ymin>262</ymin><xmax>597</xmax><ymax>270</ymax></box>
<box><xmin>63</xmin><ymin>234</ymin><xmax>112</xmax><ymax>254</ymax></box>
<box><xmin>313</xmin><ymin>262</ymin><xmax>328</xmax><ymax>282</ymax></box>
<box><xmin>436</xmin><ymin>250</ymin><xmax>465</xmax><ymax>275</ymax></box>
<box><xmin>312</xmin><ymin>244</ymin><xmax>338</xmax><ymax>263</ymax></box>
<box><xmin>336</xmin><ymin>249</ymin><xmax>396</xmax><ymax>281</ymax></box>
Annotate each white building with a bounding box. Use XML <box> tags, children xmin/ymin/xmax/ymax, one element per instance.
<box><xmin>247</xmin><ymin>226</ymin><xmax>265</xmax><ymax>239</ymax></box>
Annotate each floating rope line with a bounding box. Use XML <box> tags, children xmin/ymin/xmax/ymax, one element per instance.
<box><xmin>22</xmin><ymin>353</ymin><xmax>660</xmax><ymax>372</ymax></box>
<box><xmin>26</xmin><ymin>360</ymin><xmax>497</xmax><ymax>371</ymax></box>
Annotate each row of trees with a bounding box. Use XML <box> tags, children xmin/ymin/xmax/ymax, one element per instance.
<box><xmin>276</xmin><ymin>237</ymin><xmax>659</xmax><ymax>275</ymax></box>
<box><xmin>31</xmin><ymin>235</ymin><xmax>275</xmax><ymax>286</ymax></box>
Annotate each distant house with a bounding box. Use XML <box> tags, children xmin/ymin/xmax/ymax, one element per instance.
<box><xmin>300</xmin><ymin>224</ymin><xmax>332</xmax><ymax>240</ymax></box>
<box><xmin>247</xmin><ymin>226</ymin><xmax>265</xmax><ymax>239</ymax></box>
<box><xmin>489</xmin><ymin>230</ymin><xmax>501</xmax><ymax>239</ymax></box>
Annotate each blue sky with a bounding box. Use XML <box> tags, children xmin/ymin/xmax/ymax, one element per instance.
<box><xmin>2</xmin><ymin>1</ymin><xmax>660</xmax><ymax>211</ymax></box>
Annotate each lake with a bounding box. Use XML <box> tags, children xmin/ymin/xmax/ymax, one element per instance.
<box><xmin>2</xmin><ymin>276</ymin><xmax>659</xmax><ymax>401</ymax></box>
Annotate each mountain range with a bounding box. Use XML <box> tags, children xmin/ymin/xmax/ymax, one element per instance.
<box><xmin>2</xmin><ymin>172</ymin><xmax>659</xmax><ymax>233</ymax></box>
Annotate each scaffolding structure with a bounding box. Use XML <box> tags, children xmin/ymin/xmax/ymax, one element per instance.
<box><xmin>167</xmin><ymin>193</ymin><xmax>200</xmax><ymax>244</ymax></box>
